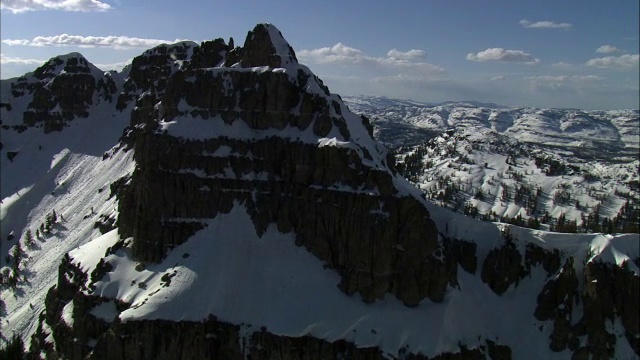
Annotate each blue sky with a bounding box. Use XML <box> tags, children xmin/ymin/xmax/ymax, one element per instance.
<box><xmin>1</xmin><ymin>0</ymin><xmax>638</xmax><ymax>109</ymax></box>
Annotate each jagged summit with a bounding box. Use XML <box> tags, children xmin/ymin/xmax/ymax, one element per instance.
<box><xmin>33</xmin><ymin>52</ymin><xmax>104</xmax><ymax>80</ymax></box>
<box><xmin>140</xmin><ymin>41</ymin><xmax>199</xmax><ymax>57</ymax></box>
<box><xmin>231</xmin><ymin>23</ymin><xmax>299</xmax><ymax>68</ymax></box>
<box><xmin>116</xmin><ymin>24</ymin><xmax>443</xmax><ymax>309</ymax></box>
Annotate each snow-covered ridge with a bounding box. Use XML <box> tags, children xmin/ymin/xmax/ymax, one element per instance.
<box><xmin>0</xmin><ymin>120</ymin><xmax>134</xmax><ymax>350</ymax></box>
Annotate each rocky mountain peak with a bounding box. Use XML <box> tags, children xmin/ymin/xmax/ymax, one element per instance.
<box><xmin>113</xmin><ymin>23</ymin><xmax>449</xmax><ymax>308</ymax></box>
<box><xmin>33</xmin><ymin>52</ymin><xmax>103</xmax><ymax>80</ymax></box>
<box><xmin>230</xmin><ymin>23</ymin><xmax>298</xmax><ymax>68</ymax></box>
<box><xmin>1</xmin><ymin>52</ymin><xmax>116</xmax><ymax>132</ymax></box>
<box><xmin>2</xmin><ymin>24</ymin><xmax>638</xmax><ymax>360</ymax></box>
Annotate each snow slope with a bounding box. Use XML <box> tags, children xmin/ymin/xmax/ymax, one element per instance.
<box><xmin>0</xmin><ymin>97</ymin><xmax>134</xmax><ymax>344</ymax></box>
<box><xmin>62</xmin><ymin>203</ymin><xmax>639</xmax><ymax>359</ymax></box>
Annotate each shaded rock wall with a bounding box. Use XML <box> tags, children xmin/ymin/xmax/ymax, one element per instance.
<box><xmin>113</xmin><ymin>23</ymin><xmax>449</xmax><ymax>307</ymax></box>
<box><xmin>479</xmin><ymin>235</ymin><xmax>639</xmax><ymax>359</ymax></box>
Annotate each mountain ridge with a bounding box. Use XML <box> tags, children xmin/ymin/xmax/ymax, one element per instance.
<box><xmin>1</xmin><ymin>24</ymin><xmax>638</xmax><ymax>360</ymax></box>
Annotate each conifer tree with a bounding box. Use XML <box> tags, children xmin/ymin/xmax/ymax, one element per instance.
<box><xmin>24</xmin><ymin>229</ymin><xmax>34</xmax><ymax>248</ymax></box>
<box><xmin>45</xmin><ymin>216</ymin><xmax>52</xmax><ymax>233</ymax></box>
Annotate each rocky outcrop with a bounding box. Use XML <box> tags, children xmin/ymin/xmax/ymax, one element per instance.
<box><xmin>534</xmin><ymin>258</ymin><xmax>579</xmax><ymax>352</ymax></box>
<box><xmin>476</xmin><ymin>232</ymin><xmax>640</xmax><ymax>359</ymax></box>
<box><xmin>115</xmin><ymin>41</ymin><xmax>202</xmax><ymax>111</ymax></box>
<box><xmin>580</xmin><ymin>260</ymin><xmax>639</xmax><ymax>358</ymax></box>
<box><xmin>227</xmin><ymin>24</ymin><xmax>298</xmax><ymax>68</ymax></box>
<box><xmin>532</xmin><ymin>258</ymin><xmax>640</xmax><ymax>358</ymax></box>
<box><xmin>481</xmin><ymin>230</ymin><xmax>562</xmax><ymax>295</ymax></box>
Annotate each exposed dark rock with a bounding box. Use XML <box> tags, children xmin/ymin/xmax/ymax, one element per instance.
<box><xmin>7</xmin><ymin>150</ymin><xmax>18</xmax><ymax>162</ymax></box>
<box><xmin>96</xmin><ymin>74</ymin><xmax>119</xmax><ymax>102</ymax></box>
<box><xmin>481</xmin><ymin>239</ymin><xmax>524</xmax><ymax>295</ymax></box>
<box><xmin>485</xmin><ymin>339</ymin><xmax>512</xmax><ymax>360</ymax></box>
<box><xmin>532</xmin><ymin>256</ymin><xmax>640</xmax><ymax>358</ymax></box>
<box><xmin>236</xmin><ymin>23</ymin><xmax>298</xmax><ymax>68</ymax></box>
<box><xmin>534</xmin><ymin>257</ymin><xmax>579</xmax><ymax>351</ymax></box>
<box><xmin>525</xmin><ymin>243</ymin><xmax>561</xmax><ymax>275</ymax></box>
<box><xmin>94</xmin><ymin>214</ymin><xmax>116</xmax><ymax>234</ymax></box>
<box><xmin>116</xmin><ymin>41</ymin><xmax>197</xmax><ymax>111</ymax></box>
<box><xmin>190</xmin><ymin>38</ymin><xmax>229</xmax><ymax>69</ymax></box>
<box><xmin>0</xmin><ymin>102</ymin><xmax>12</xmax><ymax>111</ymax></box>
<box><xmin>445</xmin><ymin>236</ymin><xmax>478</xmax><ymax>274</ymax></box>
<box><xmin>3</xmin><ymin>53</ymin><xmax>120</xmax><ymax>134</ymax></box>
<box><xmin>117</xmin><ymin>130</ymin><xmax>445</xmax><ymax>305</ymax></box>
<box><xmin>580</xmin><ymin>260</ymin><xmax>639</xmax><ymax>358</ymax></box>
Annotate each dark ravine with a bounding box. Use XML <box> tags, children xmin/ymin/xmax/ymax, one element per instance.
<box><xmin>2</xmin><ymin>23</ymin><xmax>637</xmax><ymax>359</ymax></box>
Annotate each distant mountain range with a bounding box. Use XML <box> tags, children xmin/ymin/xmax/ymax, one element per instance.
<box><xmin>344</xmin><ymin>96</ymin><xmax>639</xmax><ymax>157</ymax></box>
<box><xmin>344</xmin><ymin>95</ymin><xmax>639</xmax><ymax>234</ymax></box>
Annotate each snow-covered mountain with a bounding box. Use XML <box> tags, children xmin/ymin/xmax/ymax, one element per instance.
<box><xmin>1</xmin><ymin>25</ymin><xmax>638</xmax><ymax>360</ymax></box>
<box><xmin>344</xmin><ymin>96</ymin><xmax>639</xmax><ymax>235</ymax></box>
<box><xmin>345</xmin><ymin>96</ymin><xmax>639</xmax><ymax>156</ymax></box>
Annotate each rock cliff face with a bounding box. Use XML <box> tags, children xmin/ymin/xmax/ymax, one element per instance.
<box><xmin>115</xmin><ymin>23</ymin><xmax>447</xmax><ymax>307</ymax></box>
<box><xmin>3</xmin><ymin>23</ymin><xmax>638</xmax><ymax>360</ymax></box>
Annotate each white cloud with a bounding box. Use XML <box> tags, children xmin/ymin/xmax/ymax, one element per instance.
<box><xmin>525</xmin><ymin>75</ymin><xmax>601</xmax><ymax>82</ymax></box>
<box><xmin>490</xmin><ymin>75</ymin><xmax>506</xmax><ymax>81</ymax></box>
<box><xmin>94</xmin><ymin>59</ymin><xmax>131</xmax><ymax>72</ymax></box>
<box><xmin>1</xmin><ymin>0</ymin><xmax>111</xmax><ymax>13</ymax></box>
<box><xmin>386</xmin><ymin>49</ymin><xmax>426</xmax><ymax>60</ymax></box>
<box><xmin>2</xmin><ymin>34</ymin><xmax>185</xmax><ymax>49</ymax></box>
<box><xmin>0</xmin><ymin>54</ymin><xmax>44</xmax><ymax>65</ymax></box>
<box><xmin>299</xmin><ymin>43</ymin><xmax>365</xmax><ymax>65</ymax></box>
<box><xmin>467</xmin><ymin>48</ymin><xmax>540</xmax><ymax>64</ymax></box>
<box><xmin>298</xmin><ymin>43</ymin><xmax>444</xmax><ymax>73</ymax></box>
<box><xmin>519</xmin><ymin>19</ymin><xmax>572</xmax><ymax>29</ymax></box>
<box><xmin>524</xmin><ymin>74</ymin><xmax>603</xmax><ymax>94</ymax></box>
<box><xmin>586</xmin><ymin>54</ymin><xmax>639</xmax><ymax>70</ymax></box>
<box><xmin>571</xmin><ymin>75</ymin><xmax>602</xmax><ymax>81</ymax></box>
<box><xmin>595</xmin><ymin>45</ymin><xmax>621</xmax><ymax>54</ymax></box>
<box><xmin>552</xmin><ymin>62</ymin><xmax>573</xmax><ymax>68</ymax></box>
